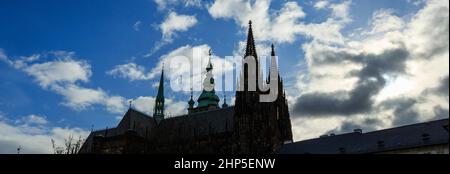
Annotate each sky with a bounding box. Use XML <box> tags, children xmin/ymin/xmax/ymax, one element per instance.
<box><xmin>0</xmin><ymin>0</ymin><xmax>448</xmax><ymax>153</ymax></box>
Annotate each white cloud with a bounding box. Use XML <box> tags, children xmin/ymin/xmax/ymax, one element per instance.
<box><xmin>24</xmin><ymin>59</ymin><xmax>91</xmax><ymax>88</ymax></box>
<box><xmin>329</xmin><ymin>0</ymin><xmax>352</xmax><ymax>22</ymax></box>
<box><xmin>132</xmin><ymin>96</ymin><xmax>187</xmax><ymax>117</ymax></box>
<box><xmin>147</xmin><ymin>11</ymin><xmax>198</xmax><ymax>56</ymax></box>
<box><xmin>166</xmin><ymin>100</ymin><xmax>188</xmax><ymax>117</ymax></box>
<box><xmin>407</xmin><ymin>0</ymin><xmax>426</xmax><ymax>6</ymax></box>
<box><xmin>105</xmin><ymin>96</ymin><xmax>128</xmax><ymax>114</ymax></box>
<box><xmin>0</xmin><ymin>49</ymin><xmax>8</xmax><ymax>63</ymax></box>
<box><xmin>0</xmin><ymin>113</ymin><xmax>89</xmax><ymax>154</ymax></box>
<box><xmin>51</xmin><ymin>85</ymin><xmax>103</xmax><ymax>109</ymax></box>
<box><xmin>367</xmin><ymin>9</ymin><xmax>405</xmax><ymax>35</ymax></box>
<box><xmin>271</xmin><ymin>2</ymin><xmax>307</xmax><ymax>43</ymax></box>
<box><xmin>149</xmin><ymin>44</ymin><xmax>236</xmax><ymax>92</ymax></box>
<box><xmin>107</xmin><ymin>63</ymin><xmax>153</xmax><ymax>81</ymax></box>
<box><xmin>208</xmin><ymin>0</ymin><xmax>278</xmax><ymax>42</ymax></box>
<box><xmin>314</xmin><ymin>0</ymin><xmax>329</xmax><ymax>9</ymax></box>
<box><xmin>1</xmin><ymin>51</ymin><xmax>128</xmax><ymax>114</ymax></box>
<box><xmin>154</xmin><ymin>0</ymin><xmax>202</xmax><ymax>10</ymax></box>
<box><xmin>133</xmin><ymin>21</ymin><xmax>142</xmax><ymax>31</ymax></box>
<box><xmin>208</xmin><ymin>0</ymin><xmax>350</xmax><ymax>44</ymax></box>
<box><xmin>290</xmin><ymin>0</ymin><xmax>449</xmax><ymax>140</ymax></box>
<box><xmin>160</xmin><ymin>12</ymin><xmax>198</xmax><ymax>42</ymax></box>
<box><xmin>21</xmin><ymin>115</ymin><xmax>48</xmax><ymax>125</ymax></box>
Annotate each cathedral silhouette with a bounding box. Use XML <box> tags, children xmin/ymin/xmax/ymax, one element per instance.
<box><xmin>79</xmin><ymin>21</ymin><xmax>293</xmax><ymax>154</ymax></box>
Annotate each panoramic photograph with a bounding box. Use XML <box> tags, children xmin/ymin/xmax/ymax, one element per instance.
<box><xmin>0</xmin><ymin>0</ymin><xmax>448</xmax><ymax>169</ymax></box>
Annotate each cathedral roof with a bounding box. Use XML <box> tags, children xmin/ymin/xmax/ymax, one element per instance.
<box><xmin>80</xmin><ymin>107</ymin><xmax>234</xmax><ymax>153</ymax></box>
<box><xmin>85</xmin><ymin>106</ymin><xmax>234</xmax><ymax>139</ymax></box>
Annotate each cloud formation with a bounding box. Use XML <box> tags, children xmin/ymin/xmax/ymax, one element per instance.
<box><xmin>289</xmin><ymin>0</ymin><xmax>448</xmax><ymax>140</ymax></box>
<box><xmin>147</xmin><ymin>11</ymin><xmax>198</xmax><ymax>56</ymax></box>
<box><xmin>209</xmin><ymin>0</ymin><xmax>307</xmax><ymax>43</ymax></box>
<box><xmin>154</xmin><ymin>0</ymin><xmax>202</xmax><ymax>10</ymax></box>
<box><xmin>107</xmin><ymin>63</ymin><xmax>153</xmax><ymax>81</ymax></box>
<box><xmin>160</xmin><ymin>12</ymin><xmax>198</xmax><ymax>42</ymax></box>
<box><xmin>1</xmin><ymin>51</ymin><xmax>128</xmax><ymax>114</ymax></box>
<box><xmin>132</xmin><ymin>96</ymin><xmax>187</xmax><ymax>117</ymax></box>
<box><xmin>0</xmin><ymin>113</ymin><xmax>89</xmax><ymax>154</ymax></box>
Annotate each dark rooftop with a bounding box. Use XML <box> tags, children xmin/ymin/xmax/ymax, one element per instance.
<box><xmin>276</xmin><ymin>118</ymin><xmax>449</xmax><ymax>154</ymax></box>
<box><xmin>80</xmin><ymin>107</ymin><xmax>234</xmax><ymax>153</ymax></box>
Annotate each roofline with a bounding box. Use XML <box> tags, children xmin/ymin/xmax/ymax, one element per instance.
<box><xmin>363</xmin><ymin>118</ymin><xmax>449</xmax><ymax>136</ymax></box>
<box><xmin>358</xmin><ymin>141</ymin><xmax>449</xmax><ymax>154</ymax></box>
<box><xmin>299</xmin><ymin>118</ymin><xmax>449</xmax><ymax>142</ymax></box>
<box><xmin>128</xmin><ymin>106</ymin><xmax>235</xmax><ymax>119</ymax></box>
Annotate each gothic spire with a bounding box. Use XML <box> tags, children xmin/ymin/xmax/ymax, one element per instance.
<box><xmin>156</xmin><ymin>64</ymin><xmax>164</xmax><ymax>100</ymax></box>
<box><xmin>268</xmin><ymin>43</ymin><xmax>279</xmax><ymax>83</ymax></box>
<box><xmin>244</xmin><ymin>20</ymin><xmax>257</xmax><ymax>58</ymax></box>
<box><xmin>154</xmin><ymin>66</ymin><xmax>165</xmax><ymax>124</ymax></box>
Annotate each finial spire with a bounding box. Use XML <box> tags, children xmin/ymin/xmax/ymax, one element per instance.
<box><xmin>207</xmin><ymin>49</ymin><xmax>213</xmax><ymax>72</ymax></box>
<box><xmin>129</xmin><ymin>99</ymin><xmax>133</xmax><ymax>109</ymax></box>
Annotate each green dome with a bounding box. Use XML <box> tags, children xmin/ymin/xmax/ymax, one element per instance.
<box><xmin>197</xmin><ymin>90</ymin><xmax>220</xmax><ymax>108</ymax></box>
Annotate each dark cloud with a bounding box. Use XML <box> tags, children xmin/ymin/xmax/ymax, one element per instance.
<box><xmin>436</xmin><ymin>76</ymin><xmax>449</xmax><ymax>96</ymax></box>
<box><xmin>421</xmin><ymin>76</ymin><xmax>449</xmax><ymax>97</ymax></box>
<box><xmin>292</xmin><ymin>48</ymin><xmax>409</xmax><ymax>117</ymax></box>
<box><xmin>380</xmin><ymin>98</ymin><xmax>419</xmax><ymax>126</ymax></box>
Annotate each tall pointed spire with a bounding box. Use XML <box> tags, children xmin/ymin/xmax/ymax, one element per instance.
<box><xmin>268</xmin><ymin>43</ymin><xmax>278</xmax><ymax>83</ymax></box>
<box><xmin>244</xmin><ymin>20</ymin><xmax>257</xmax><ymax>58</ymax></box>
<box><xmin>154</xmin><ymin>65</ymin><xmax>165</xmax><ymax>124</ymax></box>
<box><xmin>157</xmin><ymin>64</ymin><xmax>164</xmax><ymax>99</ymax></box>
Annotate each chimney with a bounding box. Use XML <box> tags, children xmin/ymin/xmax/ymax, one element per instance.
<box><xmin>354</xmin><ymin>129</ymin><xmax>362</xmax><ymax>134</ymax></box>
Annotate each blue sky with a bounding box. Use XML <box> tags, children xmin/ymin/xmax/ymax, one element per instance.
<box><xmin>0</xmin><ymin>0</ymin><xmax>448</xmax><ymax>153</ymax></box>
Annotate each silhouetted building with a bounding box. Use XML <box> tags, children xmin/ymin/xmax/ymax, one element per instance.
<box><xmin>79</xmin><ymin>21</ymin><xmax>293</xmax><ymax>154</ymax></box>
<box><xmin>276</xmin><ymin>118</ymin><xmax>449</xmax><ymax>154</ymax></box>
